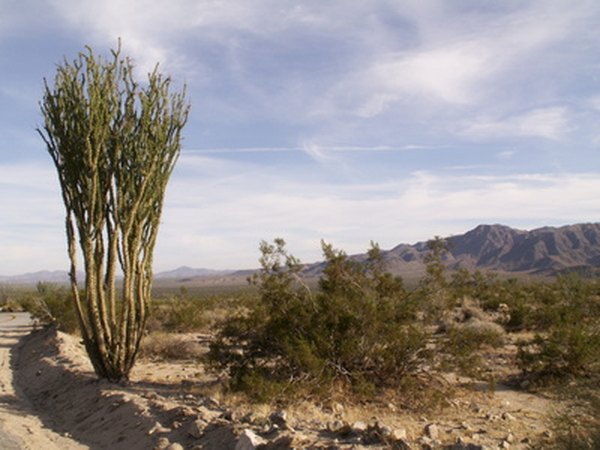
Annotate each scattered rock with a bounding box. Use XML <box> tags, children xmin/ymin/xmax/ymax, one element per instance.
<box><xmin>469</xmin><ymin>403</ymin><xmax>482</xmax><ymax>413</ymax></box>
<box><xmin>269</xmin><ymin>410</ymin><xmax>288</xmax><ymax>427</ymax></box>
<box><xmin>447</xmin><ymin>441</ymin><xmax>485</xmax><ymax>450</ymax></box>
<box><xmin>165</xmin><ymin>444</ymin><xmax>184</xmax><ymax>450</ymax></box>
<box><xmin>327</xmin><ymin>420</ymin><xmax>346</xmax><ymax>433</ymax></box>
<box><xmin>188</xmin><ymin>418</ymin><xmax>207</xmax><ymax>439</ymax></box>
<box><xmin>378</xmin><ymin>424</ymin><xmax>392</xmax><ymax>437</ymax></box>
<box><xmin>459</xmin><ymin>421</ymin><xmax>472</xmax><ymax>431</ymax></box>
<box><xmin>148</xmin><ymin>421</ymin><xmax>171</xmax><ymax>435</ymax></box>
<box><xmin>241</xmin><ymin>412</ymin><xmax>256</xmax><ymax>424</ymax></box>
<box><xmin>424</xmin><ymin>423</ymin><xmax>439</xmax><ymax>440</ymax></box>
<box><xmin>390</xmin><ymin>427</ymin><xmax>407</xmax><ymax>440</ymax></box>
<box><xmin>502</xmin><ymin>412</ymin><xmax>516</xmax><ymax>421</ymax></box>
<box><xmin>235</xmin><ymin>429</ymin><xmax>267</xmax><ymax>450</ymax></box>
<box><xmin>351</xmin><ymin>421</ymin><xmax>368</xmax><ymax>433</ymax></box>
<box><xmin>153</xmin><ymin>437</ymin><xmax>171</xmax><ymax>450</ymax></box>
<box><xmin>197</xmin><ymin>405</ymin><xmax>223</xmax><ymax>422</ymax></box>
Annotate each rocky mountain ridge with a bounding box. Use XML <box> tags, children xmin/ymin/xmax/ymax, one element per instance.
<box><xmin>382</xmin><ymin>222</ymin><xmax>600</xmax><ymax>276</ymax></box>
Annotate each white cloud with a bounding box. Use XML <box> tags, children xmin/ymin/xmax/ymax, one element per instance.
<box><xmin>153</xmin><ymin>154</ymin><xmax>600</xmax><ymax>270</ymax></box>
<box><xmin>462</xmin><ymin>107</ymin><xmax>571</xmax><ymax>140</ymax></box>
<box><xmin>316</xmin><ymin>1</ymin><xmax>594</xmax><ymax>119</ymax></box>
<box><xmin>1</xmin><ymin>156</ymin><xmax>599</xmax><ymax>274</ymax></box>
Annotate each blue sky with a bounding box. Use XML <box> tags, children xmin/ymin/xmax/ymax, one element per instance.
<box><xmin>1</xmin><ymin>0</ymin><xmax>600</xmax><ymax>275</ymax></box>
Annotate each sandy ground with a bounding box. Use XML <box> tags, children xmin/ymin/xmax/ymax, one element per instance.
<box><xmin>0</xmin><ymin>314</ymin><xmax>564</xmax><ymax>449</ymax></box>
<box><xmin>0</xmin><ymin>313</ymin><xmax>87</xmax><ymax>449</ymax></box>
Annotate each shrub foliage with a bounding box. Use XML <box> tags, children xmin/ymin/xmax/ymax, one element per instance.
<box><xmin>208</xmin><ymin>239</ymin><xmax>429</xmax><ymax>400</ymax></box>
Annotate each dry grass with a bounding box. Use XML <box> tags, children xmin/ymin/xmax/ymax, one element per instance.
<box><xmin>138</xmin><ymin>332</ymin><xmax>206</xmax><ymax>361</ymax></box>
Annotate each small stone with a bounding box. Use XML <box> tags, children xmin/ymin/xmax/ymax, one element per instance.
<box><xmin>148</xmin><ymin>422</ymin><xmax>171</xmax><ymax>435</ymax></box>
<box><xmin>424</xmin><ymin>423</ymin><xmax>439</xmax><ymax>440</ymax></box>
<box><xmin>500</xmin><ymin>440</ymin><xmax>511</xmax><ymax>449</ymax></box>
<box><xmin>221</xmin><ymin>410</ymin><xmax>234</xmax><ymax>421</ymax></box>
<box><xmin>390</xmin><ymin>428</ymin><xmax>407</xmax><ymax>440</ymax></box>
<box><xmin>379</xmin><ymin>425</ymin><xmax>392</xmax><ymax>437</ymax></box>
<box><xmin>153</xmin><ymin>437</ymin><xmax>170</xmax><ymax>450</ymax></box>
<box><xmin>205</xmin><ymin>396</ymin><xmax>220</xmax><ymax>407</ymax></box>
<box><xmin>165</xmin><ymin>444</ymin><xmax>184</xmax><ymax>450</ymax></box>
<box><xmin>269</xmin><ymin>410</ymin><xmax>288</xmax><ymax>427</ymax></box>
<box><xmin>502</xmin><ymin>412</ymin><xmax>516</xmax><ymax>421</ymax></box>
<box><xmin>171</xmin><ymin>420</ymin><xmax>182</xmax><ymax>429</ymax></box>
<box><xmin>272</xmin><ymin>434</ymin><xmax>294</xmax><ymax>447</ymax></box>
<box><xmin>460</xmin><ymin>422</ymin><xmax>472</xmax><ymax>431</ymax></box>
<box><xmin>235</xmin><ymin>429</ymin><xmax>266</xmax><ymax>450</ymax></box>
<box><xmin>505</xmin><ymin>432</ymin><xmax>515</xmax><ymax>443</ymax></box>
<box><xmin>188</xmin><ymin>419</ymin><xmax>207</xmax><ymax>439</ymax></box>
<box><xmin>332</xmin><ymin>402</ymin><xmax>344</xmax><ymax>414</ymax></box>
<box><xmin>351</xmin><ymin>421</ymin><xmax>368</xmax><ymax>432</ymax></box>
<box><xmin>327</xmin><ymin>420</ymin><xmax>345</xmax><ymax>433</ymax></box>
<box><xmin>543</xmin><ymin>430</ymin><xmax>553</xmax><ymax>438</ymax></box>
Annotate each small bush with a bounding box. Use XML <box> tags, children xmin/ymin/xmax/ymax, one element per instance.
<box><xmin>21</xmin><ymin>282</ymin><xmax>80</xmax><ymax>334</ymax></box>
<box><xmin>208</xmin><ymin>239</ymin><xmax>430</xmax><ymax>401</ymax></box>
<box><xmin>441</xmin><ymin>320</ymin><xmax>505</xmax><ymax>376</ymax></box>
<box><xmin>518</xmin><ymin>276</ymin><xmax>600</xmax><ymax>382</ymax></box>
<box><xmin>138</xmin><ymin>332</ymin><xmax>205</xmax><ymax>361</ymax></box>
<box><xmin>518</xmin><ymin>326</ymin><xmax>600</xmax><ymax>381</ymax></box>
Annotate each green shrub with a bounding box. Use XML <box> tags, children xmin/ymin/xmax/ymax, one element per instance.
<box><xmin>518</xmin><ymin>326</ymin><xmax>600</xmax><ymax>381</ymax></box>
<box><xmin>208</xmin><ymin>239</ymin><xmax>429</xmax><ymax>401</ymax></box>
<box><xmin>441</xmin><ymin>320</ymin><xmax>505</xmax><ymax>376</ymax></box>
<box><xmin>21</xmin><ymin>282</ymin><xmax>80</xmax><ymax>334</ymax></box>
<box><xmin>518</xmin><ymin>276</ymin><xmax>600</xmax><ymax>382</ymax></box>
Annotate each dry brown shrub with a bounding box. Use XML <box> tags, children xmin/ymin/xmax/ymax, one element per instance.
<box><xmin>139</xmin><ymin>332</ymin><xmax>205</xmax><ymax>361</ymax></box>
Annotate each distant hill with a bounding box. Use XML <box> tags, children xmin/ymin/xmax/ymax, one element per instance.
<box><xmin>0</xmin><ymin>270</ymin><xmax>72</xmax><ymax>285</ymax></box>
<box><xmin>349</xmin><ymin>223</ymin><xmax>600</xmax><ymax>277</ymax></box>
<box><xmin>0</xmin><ymin>267</ymin><xmax>233</xmax><ymax>285</ymax></box>
<box><xmin>153</xmin><ymin>266</ymin><xmax>234</xmax><ymax>280</ymax></box>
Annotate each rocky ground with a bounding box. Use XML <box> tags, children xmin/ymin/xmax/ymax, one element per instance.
<box><xmin>8</xmin><ymin>320</ymin><xmax>568</xmax><ymax>450</ymax></box>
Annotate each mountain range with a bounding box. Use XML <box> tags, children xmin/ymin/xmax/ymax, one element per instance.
<box><xmin>2</xmin><ymin>223</ymin><xmax>600</xmax><ymax>284</ymax></box>
<box><xmin>303</xmin><ymin>223</ymin><xmax>600</xmax><ymax>278</ymax></box>
<box><xmin>384</xmin><ymin>222</ymin><xmax>600</xmax><ymax>276</ymax></box>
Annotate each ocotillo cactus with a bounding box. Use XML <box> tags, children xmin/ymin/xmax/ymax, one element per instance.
<box><xmin>38</xmin><ymin>43</ymin><xmax>189</xmax><ymax>381</ymax></box>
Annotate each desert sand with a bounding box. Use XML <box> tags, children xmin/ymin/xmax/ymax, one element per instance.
<box><xmin>0</xmin><ymin>312</ymin><xmax>566</xmax><ymax>449</ymax></box>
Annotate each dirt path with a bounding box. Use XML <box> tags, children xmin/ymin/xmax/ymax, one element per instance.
<box><xmin>0</xmin><ymin>313</ymin><xmax>87</xmax><ymax>449</ymax></box>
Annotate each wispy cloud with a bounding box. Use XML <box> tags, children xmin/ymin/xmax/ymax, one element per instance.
<box><xmin>154</xmin><ymin>154</ymin><xmax>600</xmax><ymax>270</ymax></box>
<box><xmin>462</xmin><ymin>107</ymin><xmax>571</xmax><ymax>140</ymax></box>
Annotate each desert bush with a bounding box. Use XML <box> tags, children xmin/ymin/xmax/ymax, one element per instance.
<box><xmin>518</xmin><ymin>276</ymin><xmax>600</xmax><ymax>382</ymax></box>
<box><xmin>21</xmin><ymin>282</ymin><xmax>81</xmax><ymax>334</ymax></box>
<box><xmin>417</xmin><ymin>237</ymin><xmax>453</xmax><ymax>320</ymax></box>
<box><xmin>518</xmin><ymin>325</ymin><xmax>600</xmax><ymax>381</ymax></box>
<box><xmin>208</xmin><ymin>239</ymin><xmax>429</xmax><ymax>401</ymax></box>
<box><xmin>138</xmin><ymin>332</ymin><xmax>205</xmax><ymax>361</ymax></box>
<box><xmin>441</xmin><ymin>320</ymin><xmax>505</xmax><ymax>376</ymax></box>
<box><xmin>148</xmin><ymin>292</ymin><xmax>256</xmax><ymax>333</ymax></box>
